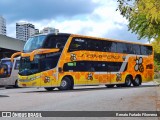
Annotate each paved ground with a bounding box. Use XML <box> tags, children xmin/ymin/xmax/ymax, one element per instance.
<box><xmin>0</xmin><ymin>82</ymin><xmax>159</xmax><ymax>120</ymax></box>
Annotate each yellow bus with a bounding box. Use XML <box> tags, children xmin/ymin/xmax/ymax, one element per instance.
<box><xmin>11</xmin><ymin>33</ymin><xmax>154</xmax><ymax>91</ymax></box>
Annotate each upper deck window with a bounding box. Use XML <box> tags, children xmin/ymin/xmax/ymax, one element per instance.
<box><xmin>68</xmin><ymin>37</ymin><xmax>152</xmax><ymax>55</ymax></box>
<box><xmin>23</xmin><ymin>35</ymin><xmax>46</xmax><ymax>52</ymax></box>
<box><xmin>43</xmin><ymin>35</ymin><xmax>69</xmax><ymax>50</ymax></box>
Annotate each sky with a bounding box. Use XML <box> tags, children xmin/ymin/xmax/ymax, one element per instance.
<box><xmin>0</xmin><ymin>0</ymin><xmax>148</xmax><ymax>43</ymax></box>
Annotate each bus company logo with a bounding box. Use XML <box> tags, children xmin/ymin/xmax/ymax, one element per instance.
<box><xmin>44</xmin><ymin>76</ymin><xmax>50</xmax><ymax>83</ymax></box>
<box><xmin>134</xmin><ymin>57</ymin><xmax>144</xmax><ymax>73</ymax></box>
<box><xmin>116</xmin><ymin>73</ymin><xmax>122</xmax><ymax>82</ymax></box>
<box><xmin>87</xmin><ymin>73</ymin><xmax>93</xmax><ymax>80</ymax></box>
<box><xmin>70</xmin><ymin>53</ymin><xmax>77</xmax><ymax>61</ymax></box>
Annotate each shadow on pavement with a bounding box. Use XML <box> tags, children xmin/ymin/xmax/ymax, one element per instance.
<box><xmin>21</xmin><ymin>84</ymin><xmax>158</xmax><ymax>94</ymax></box>
<box><xmin>0</xmin><ymin>95</ymin><xmax>9</xmax><ymax>97</ymax></box>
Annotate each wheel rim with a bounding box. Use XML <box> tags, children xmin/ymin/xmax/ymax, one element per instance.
<box><xmin>135</xmin><ymin>77</ymin><xmax>140</xmax><ymax>85</ymax></box>
<box><xmin>126</xmin><ymin>77</ymin><xmax>131</xmax><ymax>86</ymax></box>
<box><xmin>61</xmin><ymin>80</ymin><xmax>67</xmax><ymax>87</ymax></box>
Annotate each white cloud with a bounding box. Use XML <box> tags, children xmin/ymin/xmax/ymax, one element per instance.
<box><xmin>7</xmin><ymin>0</ymin><xmax>148</xmax><ymax>43</ymax></box>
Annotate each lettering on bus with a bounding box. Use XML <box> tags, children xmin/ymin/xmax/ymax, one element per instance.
<box><xmin>79</xmin><ymin>53</ymin><xmax>120</xmax><ymax>59</ymax></box>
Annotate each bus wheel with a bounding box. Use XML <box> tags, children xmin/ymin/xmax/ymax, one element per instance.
<box><xmin>105</xmin><ymin>85</ymin><xmax>114</xmax><ymax>88</ymax></box>
<box><xmin>59</xmin><ymin>77</ymin><xmax>72</xmax><ymax>90</ymax></box>
<box><xmin>124</xmin><ymin>76</ymin><xmax>132</xmax><ymax>87</ymax></box>
<box><xmin>44</xmin><ymin>87</ymin><xmax>55</xmax><ymax>91</ymax></box>
<box><xmin>116</xmin><ymin>84</ymin><xmax>123</xmax><ymax>87</ymax></box>
<box><xmin>14</xmin><ymin>80</ymin><xmax>19</xmax><ymax>88</ymax></box>
<box><xmin>132</xmin><ymin>76</ymin><xmax>141</xmax><ymax>86</ymax></box>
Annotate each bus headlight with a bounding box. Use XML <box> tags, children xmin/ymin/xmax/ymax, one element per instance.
<box><xmin>30</xmin><ymin>76</ymin><xmax>41</xmax><ymax>81</ymax></box>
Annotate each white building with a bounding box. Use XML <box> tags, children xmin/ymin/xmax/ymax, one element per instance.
<box><xmin>0</xmin><ymin>16</ymin><xmax>6</xmax><ymax>35</ymax></box>
<box><xmin>16</xmin><ymin>22</ymin><xmax>38</xmax><ymax>41</ymax></box>
<box><xmin>41</xmin><ymin>27</ymin><xmax>59</xmax><ymax>34</ymax></box>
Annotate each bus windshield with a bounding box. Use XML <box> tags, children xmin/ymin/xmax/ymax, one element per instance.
<box><xmin>0</xmin><ymin>60</ymin><xmax>13</xmax><ymax>78</ymax></box>
<box><xmin>23</xmin><ymin>35</ymin><xmax>46</xmax><ymax>52</ymax></box>
<box><xmin>19</xmin><ymin>57</ymin><xmax>39</xmax><ymax>76</ymax></box>
<box><xmin>19</xmin><ymin>52</ymin><xmax>61</xmax><ymax>76</ymax></box>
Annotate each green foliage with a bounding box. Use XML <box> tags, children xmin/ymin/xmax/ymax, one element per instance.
<box><xmin>152</xmin><ymin>39</ymin><xmax>160</xmax><ymax>53</ymax></box>
<box><xmin>117</xmin><ymin>0</ymin><xmax>160</xmax><ymax>41</ymax></box>
<box><xmin>151</xmin><ymin>40</ymin><xmax>160</xmax><ymax>72</ymax></box>
<box><xmin>154</xmin><ymin>72</ymin><xmax>160</xmax><ymax>79</ymax></box>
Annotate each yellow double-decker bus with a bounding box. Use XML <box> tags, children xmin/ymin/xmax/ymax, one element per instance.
<box><xmin>11</xmin><ymin>33</ymin><xmax>154</xmax><ymax>91</ymax></box>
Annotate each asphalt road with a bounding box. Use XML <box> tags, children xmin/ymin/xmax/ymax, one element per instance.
<box><xmin>0</xmin><ymin>82</ymin><xmax>159</xmax><ymax>120</ymax></box>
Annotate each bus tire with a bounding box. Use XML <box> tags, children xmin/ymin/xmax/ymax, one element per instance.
<box><xmin>14</xmin><ymin>80</ymin><xmax>19</xmax><ymax>88</ymax></box>
<box><xmin>44</xmin><ymin>87</ymin><xmax>55</xmax><ymax>91</ymax></box>
<box><xmin>124</xmin><ymin>75</ymin><xmax>132</xmax><ymax>87</ymax></box>
<box><xmin>59</xmin><ymin>77</ymin><xmax>72</xmax><ymax>90</ymax></box>
<box><xmin>116</xmin><ymin>84</ymin><xmax>123</xmax><ymax>87</ymax></box>
<box><xmin>105</xmin><ymin>84</ymin><xmax>114</xmax><ymax>88</ymax></box>
<box><xmin>133</xmin><ymin>76</ymin><xmax>141</xmax><ymax>86</ymax></box>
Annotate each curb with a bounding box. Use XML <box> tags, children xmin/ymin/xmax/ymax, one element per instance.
<box><xmin>154</xmin><ymin>80</ymin><xmax>160</xmax><ymax>85</ymax></box>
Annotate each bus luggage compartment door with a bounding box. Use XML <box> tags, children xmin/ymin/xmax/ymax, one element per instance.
<box><xmin>98</xmin><ymin>72</ymin><xmax>111</xmax><ymax>84</ymax></box>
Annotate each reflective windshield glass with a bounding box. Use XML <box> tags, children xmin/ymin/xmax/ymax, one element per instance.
<box><xmin>19</xmin><ymin>52</ymin><xmax>61</xmax><ymax>76</ymax></box>
<box><xmin>19</xmin><ymin>57</ymin><xmax>39</xmax><ymax>76</ymax></box>
<box><xmin>43</xmin><ymin>35</ymin><xmax>69</xmax><ymax>50</ymax></box>
<box><xmin>0</xmin><ymin>60</ymin><xmax>13</xmax><ymax>78</ymax></box>
<box><xmin>23</xmin><ymin>35</ymin><xmax>46</xmax><ymax>52</ymax></box>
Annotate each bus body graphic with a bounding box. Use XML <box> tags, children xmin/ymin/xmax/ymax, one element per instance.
<box><xmin>11</xmin><ymin>33</ymin><xmax>154</xmax><ymax>90</ymax></box>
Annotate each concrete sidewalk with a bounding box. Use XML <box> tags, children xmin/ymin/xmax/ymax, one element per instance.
<box><xmin>153</xmin><ymin>79</ymin><xmax>160</xmax><ymax>113</ymax></box>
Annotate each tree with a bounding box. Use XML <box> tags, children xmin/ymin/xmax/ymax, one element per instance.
<box><xmin>117</xmin><ymin>0</ymin><xmax>160</xmax><ymax>42</ymax></box>
<box><xmin>151</xmin><ymin>40</ymin><xmax>160</xmax><ymax>71</ymax></box>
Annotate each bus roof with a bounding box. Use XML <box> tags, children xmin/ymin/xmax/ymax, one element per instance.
<box><xmin>31</xmin><ymin>33</ymin><xmax>152</xmax><ymax>47</ymax></box>
<box><xmin>32</xmin><ymin>33</ymin><xmax>71</xmax><ymax>37</ymax></box>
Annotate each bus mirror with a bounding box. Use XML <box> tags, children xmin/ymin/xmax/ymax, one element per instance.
<box><xmin>11</xmin><ymin>52</ymin><xmax>22</xmax><ymax>62</ymax></box>
<box><xmin>58</xmin><ymin>67</ymin><xmax>63</xmax><ymax>73</ymax></box>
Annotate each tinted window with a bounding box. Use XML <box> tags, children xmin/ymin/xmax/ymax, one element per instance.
<box><xmin>140</xmin><ymin>45</ymin><xmax>152</xmax><ymax>55</ymax></box>
<box><xmin>116</xmin><ymin>43</ymin><xmax>127</xmax><ymax>53</ymax></box>
<box><xmin>43</xmin><ymin>36</ymin><xmax>68</xmax><ymax>50</ymax></box>
<box><xmin>101</xmin><ymin>41</ymin><xmax>116</xmax><ymax>52</ymax></box>
<box><xmin>68</xmin><ymin>37</ymin><xmax>152</xmax><ymax>55</ymax></box>
<box><xmin>63</xmin><ymin>61</ymin><xmax>123</xmax><ymax>72</ymax></box>
<box><xmin>23</xmin><ymin>35</ymin><xmax>46</xmax><ymax>52</ymax></box>
<box><xmin>68</xmin><ymin>37</ymin><xmax>117</xmax><ymax>52</ymax></box>
<box><xmin>40</xmin><ymin>52</ymin><xmax>61</xmax><ymax>71</ymax></box>
<box><xmin>68</xmin><ymin>38</ymin><xmax>87</xmax><ymax>52</ymax></box>
<box><xmin>14</xmin><ymin>60</ymin><xmax>20</xmax><ymax>70</ymax></box>
<box><xmin>146</xmin><ymin>46</ymin><xmax>152</xmax><ymax>55</ymax></box>
<box><xmin>132</xmin><ymin>44</ymin><xmax>140</xmax><ymax>54</ymax></box>
<box><xmin>125</xmin><ymin>43</ymin><xmax>134</xmax><ymax>54</ymax></box>
<box><xmin>110</xmin><ymin>42</ymin><xmax>117</xmax><ymax>52</ymax></box>
<box><xmin>87</xmin><ymin>39</ymin><xmax>102</xmax><ymax>51</ymax></box>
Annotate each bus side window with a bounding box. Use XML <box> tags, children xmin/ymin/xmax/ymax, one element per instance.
<box><xmin>140</xmin><ymin>45</ymin><xmax>148</xmax><ymax>55</ymax></box>
<box><xmin>146</xmin><ymin>46</ymin><xmax>152</xmax><ymax>55</ymax></box>
<box><xmin>132</xmin><ymin>44</ymin><xmax>140</xmax><ymax>55</ymax></box>
<box><xmin>110</xmin><ymin>42</ymin><xmax>116</xmax><ymax>53</ymax></box>
<box><xmin>68</xmin><ymin>38</ymin><xmax>86</xmax><ymax>52</ymax></box>
<box><xmin>14</xmin><ymin>60</ymin><xmax>20</xmax><ymax>70</ymax></box>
